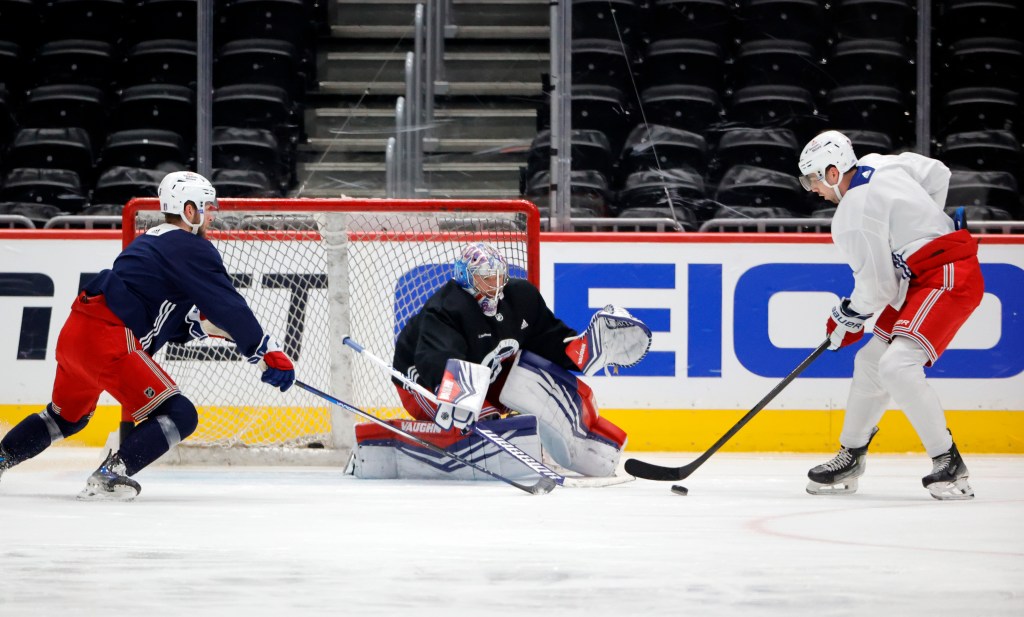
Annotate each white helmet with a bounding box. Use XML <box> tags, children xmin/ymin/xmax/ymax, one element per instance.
<box><xmin>797</xmin><ymin>130</ymin><xmax>858</xmax><ymax>199</ymax></box>
<box><xmin>158</xmin><ymin>171</ymin><xmax>217</xmax><ymax>234</ymax></box>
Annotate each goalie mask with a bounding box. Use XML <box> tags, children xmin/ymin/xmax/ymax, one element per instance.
<box><xmin>158</xmin><ymin>171</ymin><xmax>217</xmax><ymax>234</ymax></box>
<box><xmin>454</xmin><ymin>242</ymin><xmax>509</xmax><ymax>317</ymax></box>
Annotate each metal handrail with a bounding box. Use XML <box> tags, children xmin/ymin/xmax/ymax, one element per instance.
<box><xmin>385</xmin><ymin>136</ymin><xmax>397</xmax><ymax>198</ymax></box>
<box><xmin>0</xmin><ymin>215</ymin><xmax>36</xmax><ymax>229</ymax></box>
<box><xmin>43</xmin><ymin>215</ymin><xmax>123</xmax><ymax>229</ymax></box>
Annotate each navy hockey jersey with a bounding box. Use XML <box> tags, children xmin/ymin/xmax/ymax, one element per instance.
<box><xmin>84</xmin><ymin>224</ymin><xmax>264</xmax><ymax>356</ymax></box>
<box><xmin>394</xmin><ymin>278</ymin><xmax>579</xmax><ymax>391</ymax></box>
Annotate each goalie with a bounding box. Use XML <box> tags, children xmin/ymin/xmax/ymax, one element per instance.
<box><xmin>390</xmin><ymin>242</ymin><xmax>652</xmax><ymax>477</ymax></box>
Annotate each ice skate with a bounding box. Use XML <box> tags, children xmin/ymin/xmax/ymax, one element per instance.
<box><xmin>806</xmin><ymin>427</ymin><xmax>878</xmax><ymax>495</ymax></box>
<box><xmin>78</xmin><ymin>450</ymin><xmax>141</xmax><ymax>501</ymax></box>
<box><xmin>923</xmin><ymin>442</ymin><xmax>974</xmax><ymax>501</ymax></box>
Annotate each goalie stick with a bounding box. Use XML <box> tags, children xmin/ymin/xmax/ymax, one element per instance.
<box><xmin>624</xmin><ymin>340</ymin><xmax>830</xmax><ymax>482</ymax></box>
<box><xmin>294</xmin><ymin>380</ymin><xmax>556</xmax><ymax>495</ymax></box>
<box><xmin>341</xmin><ymin>336</ymin><xmax>632</xmax><ymax>489</ymax></box>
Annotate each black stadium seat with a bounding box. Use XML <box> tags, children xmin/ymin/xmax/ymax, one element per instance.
<box><xmin>114</xmin><ymin>84</ymin><xmax>196</xmax><ymax>140</ymax></box>
<box><xmin>712</xmin><ymin>127</ymin><xmax>799</xmax><ymax>179</ymax></box>
<box><xmin>123</xmin><ymin>39</ymin><xmax>197</xmax><ymax>87</ymax></box>
<box><xmin>0</xmin><ymin>168</ymin><xmax>87</xmax><ymax>212</ymax></box>
<box><xmin>736</xmin><ymin>0</ymin><xmax>827</xmax><ymax>48</ymax></box>
<box><xmin>940</xmin><ymin>130</ymin><xmax>1022</xmax><ymax>181</ymax></box>
<box><xmin>212</xmin><ymin>126</ymin><xmax>289</xmax><ymax>189</ymax></box>
<box><xmin>834</xmin><ymin>0</ymin><xmax>916</xmax><ymax>43</ymax></box>
<box><xmin>714</xmin><ymin>164</ymin><xmax>805</xmax><ymax>213</ymax></box>
<box><xmin>0</xmin><ymin>86</ymin><xmax>16</xmax><ymax>145</ymax></box>
<box><xmin>211</xmin><ymin>168</ymin><xmax>280</xmax><ymax>197</ymax></box>
<box><xmin>6</xmin><ymin>128</ymin><xmax>94</xmax><ymax>181</ymax></box>
<box><xmin>572</xmin><ymin>0</ymin><xmax>642</xmax><ymax>45</ymax></box>
<box><xmin>525</xmin><ymin>169</ymin><xmax>613</xmax><ymax>217</ymax></box>
<box><xmin>937</xmin><ymin>0</ymin><xmax>1021</xmax><ymax>42</ymax></box>
<box><xmin>572</xmin><ymin>38</ymin><xmax>635</xmax><ymax>91</ymax></box>
<box><xmin>828</xmin><ymin>39</ymin><xmax>914</xmax><ymax>90</ymax></box>
<box><xmin>648</xmin><ymin>0</ymin><xmax>734</xmax><ymax>48</ymax></box>
<box><xmin>943</xmin><ymin>38</ymin><xmax>1024</xmax><ymax>92</ymax></box>
<box><xmin>99</xmin><ymin>128</ymin><xmax>188</xmax><ymax>171</ymax></box>
<box><xmin>526</xmin><ymin>129</ymin><xmax>614</xmax><ymax>180</ymax></box>
<box><xmin>0</xmin><ymin>0</ymin><xmax>42</xmax><ymax>47</ymax></box>
<box><xmin>640</xmin><ymin>85</ymin><xmax>722</xmax><ymax>135</ymax></box>
<box><xmin>618</xmin><ymin>124</ymin><xmax>708</xmax><ymax>177</ymax></box>
<box><xmin>45</xmin><ymin>0</ymin><xmax>128</xmax><ymax>43</ymax></box>
<box><xmin>19</xmin><ymin>84</ymin><xmax>108</xmax><ymax>144</ymax></box>
<box><xmin>642</xmin><ymin>39</ymin><xmax>726</xmax><ymax>91</ymax></box>
<box><xmin>732</xmin><ymin>39</ymin><xmax>827</xmax><ymax>97</ymax></box>
<box><xmin>729</xmin><ymin>85</ymin><xmax>821</xmax><ymax>141</ymax></box>
<box><xmin>33</xmin><ymin>39</ymin><xmax>118</xmax><ymax>88</ymax></box>
<box><xmin>939</xmin><ymin>87</ymin><xmax>1020</xmax><ymax>137</ymax></box>
<box><xmin>0</xmin><ymin>41</ymin><xmax>27</xmax><ymax>92</ymax></box>
<box><xmin>946</xmin><ymin>169</ymin><xmax>1020</xmax><ymax>216</ymax></box>
<box><xmin>617</xmin><ymin>205</ymin><xmax>699</xmax><ymax>231</ymax></box>
<box><xmin>127</xmin><ymin>0</ymin><xmax>198</xmax><ymax>43</ymax></box>
<box><xmin>843</xmin><ymin>129</ymin><xmax>895</xmax><ymax>155</ymax></box>
<box><xmin>617</xmin><ymin>167</ymin><xmax>709</xmax><ymax>219</ymax></box>
<box><xmin>825</xmin><ymin>85</ymin><xmax>910</xmax><ymax>145</ymax></box>
<box><xmin>215</xmin><ymin>38</ymin><xmax>305</xmax><ymax>97</ymax></box>
<box><xmin>215</xmin><ymin>0</ymin><xmax>313</xmax><ymax>44</ymax></box>
<box><xmin>91</xmin><ymin>166</ymin><xmax>164</xmax><ymax>205</ymax></box>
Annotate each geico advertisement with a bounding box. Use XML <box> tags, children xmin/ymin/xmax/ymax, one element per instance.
<box><xmin>539</xmin><ymin>239</ymin><xmax>1024</xmax><ymax>411</ymax></box>
<box><xmin>2</xmin><ymin>237</ymin><xmax>1023</xmax><ymax>411</ymax></box>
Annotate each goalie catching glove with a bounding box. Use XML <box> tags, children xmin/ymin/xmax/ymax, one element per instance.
<box><xmin>185</xmin><ymin>307</ymin><xmax>294</xmax><ymax>392</ymax></box>
<box><xmin>564</xmin><ymin>305</ymin><xmax>652</xmax><ymax>376</ymax></box>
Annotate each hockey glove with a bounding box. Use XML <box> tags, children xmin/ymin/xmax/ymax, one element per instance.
<box><xmin>185</xmin><ymin>306</ymin><xmax>230</xmax><ymax>340</ymax></box>
<box><xmin>564</xmin><ymin>305</ymin><xmax>652</xmax><ymax>376</ymax></box>
<box><xmin>826</xmin><ymin>298</ymin><xmax>872</xmax><ymax>351</ymax></box>
<box><xmin>433</xmin><ymin>359</ymin><xmax>490</xmax><ymax>431</ymax></box>
<box><xmin>249</xmin><ymin>334</ymin><xmax>295</xmax><ymax>392</ymax></box>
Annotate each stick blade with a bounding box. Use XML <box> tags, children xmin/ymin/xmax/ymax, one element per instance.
<box><xmin>526</xmin><ymin>477</ymin><xmax>558</xmax><ymax>494</ymax></box>
<box><xmin>624</xmin><ymin>457</ymin><xmax>685</xmax><ymax>481</ymax></box>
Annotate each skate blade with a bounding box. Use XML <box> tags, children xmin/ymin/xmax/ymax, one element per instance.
<box><xmin>806</xmin><ymin>478</ymin><xmax>859</xmax><ymax>495</ymax></box>
<box><xmin>927</xmin><ymin>478</ymin><xmax>975</xmax><ymax>501</ymax></box>
<box><xmin>77</xmin><ymin>484</ymin><xmax>139</xmax><ymax>502</ymax></box>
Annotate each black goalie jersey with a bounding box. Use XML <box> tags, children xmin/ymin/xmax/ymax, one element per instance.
<box><xmin>393</xmin><ymin>279</ymin><xmax>580</xmax><ymax>392</ymax></box>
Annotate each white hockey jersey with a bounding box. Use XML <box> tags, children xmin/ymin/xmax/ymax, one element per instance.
<box><xmin>832</xmin><ymin>152</ymin><xmax>955</xmax><ymax>315</ymax></box>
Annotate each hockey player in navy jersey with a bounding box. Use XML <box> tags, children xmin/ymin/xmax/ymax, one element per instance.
<box><xmin>391</xmin><ymin>242</ymin><xmax>651</xmax><ymax>477</ymax></box>
<box><xmin>0</xmin><ymin>171</ymin><xmax>295</xmax><ymax>500</ymax></box>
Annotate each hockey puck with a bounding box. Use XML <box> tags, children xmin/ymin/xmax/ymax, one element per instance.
<box><xmin>670</xmin><ymin>485</ymin><xmax>689</xmax><ymax>496</ymax></box>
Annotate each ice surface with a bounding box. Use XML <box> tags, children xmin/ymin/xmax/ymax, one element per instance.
<box><xmin>1</xmin><ymin>448</ymin><xmax>1022</xmax><ymax>617</ymax></box>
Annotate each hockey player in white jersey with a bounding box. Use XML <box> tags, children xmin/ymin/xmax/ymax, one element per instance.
<box><xmin>797</xmin><ymin>130</ymin><xmax>983</xmax><ymax>500</ymax></box>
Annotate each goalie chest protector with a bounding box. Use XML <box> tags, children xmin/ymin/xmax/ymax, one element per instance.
<box><xmin>352</xmin><ymin>415</ymin><xmax>543</xmax><ymax>481</ymax></box>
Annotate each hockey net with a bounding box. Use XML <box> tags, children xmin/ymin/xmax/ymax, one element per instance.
<box><xmin>123</xmin><ymin>198</ymin><xmax>539</xmax><ymax>463</ymax></box>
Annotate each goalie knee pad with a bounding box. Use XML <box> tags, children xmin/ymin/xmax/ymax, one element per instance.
<box><xmin>499</xmin><ymin>351</ymin><xmax>626</xmax><ymax>477</ymax></box>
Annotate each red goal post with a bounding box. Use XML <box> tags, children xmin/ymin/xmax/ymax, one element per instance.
<box><xmin>122</xmin><ymin>198</ymin><xmax>541</xmax><ymax>463</ymax></box>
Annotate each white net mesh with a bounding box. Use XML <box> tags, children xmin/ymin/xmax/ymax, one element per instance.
<box><xmin>127</xmin><ymin>199</ymin><xmax>538</xmax><ymax>458</ymax></box>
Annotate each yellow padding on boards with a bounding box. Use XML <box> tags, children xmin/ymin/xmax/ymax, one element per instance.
<box><xmin>600</xmin><ymin>409</ymin><xmax>1024</xmax><ymax>454</ymax></box>
<box><xmin>2</xmin><ymin>405</ymin><xmax>1022</xmax><ymax>452</ymax></box>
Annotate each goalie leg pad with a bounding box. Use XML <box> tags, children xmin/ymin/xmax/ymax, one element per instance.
<box><xmin>499</xmin><ymin>351</ymin><xmax>627</xmax><ymax>477</ymax></box>
<box><xmin>352</xmin><ymin>415</ymin><xmax>543</xmax><ymax>481</ymax></box>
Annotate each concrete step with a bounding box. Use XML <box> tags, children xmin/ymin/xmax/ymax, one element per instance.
<box><xmin>293</xmin><ymin>185</ymin><xmax>526</xmax><ymax>199</ymax></box>
<box><xmin>305</xmin><ymin>105</ymin><xmax>537</xmax><ymax>140</ymax></box>
<box><xmin>319</xmin><ymin>50</ymin><xmax>548</xmax><ymax>83</ymax></box>
<box><xmin>331</xmin><ymin>0</ymin><xmax>548</xmax><ymax>28</ymax></box>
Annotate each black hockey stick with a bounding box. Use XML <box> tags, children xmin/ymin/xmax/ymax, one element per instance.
<box><xmin>294</xmin><ymin>380</ymin><xmax>556</xmax><ymax>495</ymax></box>
<box><xmin>624</xmin><ymin>339</ymin><xmax>830</xmax><ymax>482</ymax></box>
